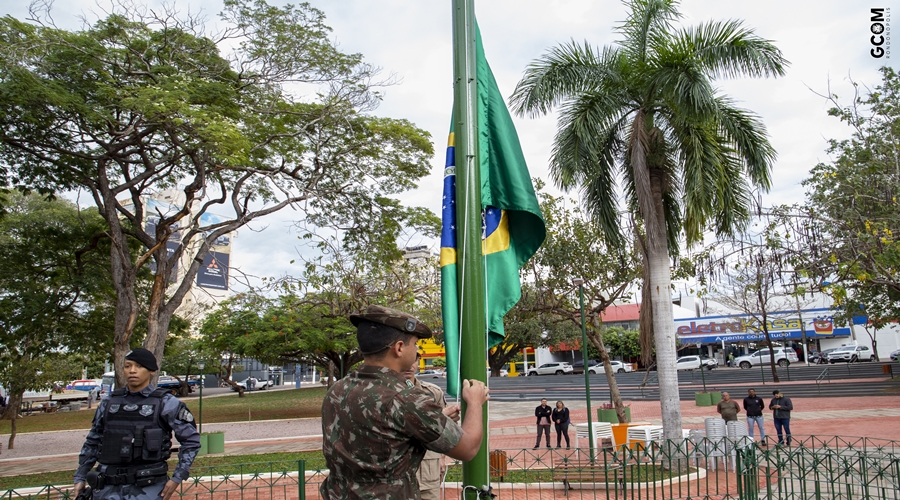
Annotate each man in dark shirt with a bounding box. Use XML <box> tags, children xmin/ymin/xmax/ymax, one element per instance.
<box><xmin>743</xmin><ymin>388</ymin><xmax>767</xmax><ymax>446</ymax></box>
<box><xmin>534</xmin><ymin>399</ymin><xmax>553</xmax><ymax>449</ymax></box>
<box><xmin>769</xmin><ymin>389</ymin><xmax>794</xmax><ymax>446</ymax></box>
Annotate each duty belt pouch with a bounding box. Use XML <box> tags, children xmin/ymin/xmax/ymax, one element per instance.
<box><xmin>142</xmin><ymin>428</ymin><xmax>164</xmax><ymax>461</ymax></box>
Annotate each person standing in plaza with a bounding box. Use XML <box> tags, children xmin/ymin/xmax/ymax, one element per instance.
<box><xmin>743</xmin><ymin>388</ymin><xmax>767</xmax><ymax>446</ymax></box>
<box><xmin>403</xmin><ymin>353</ymin><xmax>461</xmax><ymax>500</ymax></box>
<box><xmin>320</xmin><ymin>305</ymin><xmax>490</xmax><ymax>499</ymax></box>
<box><xmin>73</xmin><ymin>348</ymin><xmax>201</xmax><ymax>500</ymax></box>
<box><xmin>716</xmin><ymin>392</ymin><xmax>741</xmax><ymax>422</ymax></box>
<box><xmin>533</xmin><ymin>398</ymin><xmax>553</xmax><ymax>449</ymax></box>
<box><xmin>769</xmin><ymin>389</ymin><xmax>793</xmax><ymax>446</ymax></box>
<box><xmin>551</xmin><ymin>401</ymin><xmax>571</xmax><ymax>449</ymax></box>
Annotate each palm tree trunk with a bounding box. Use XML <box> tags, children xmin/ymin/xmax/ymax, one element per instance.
<box><xmin>630</xmin><ymin>116</ymin><xmax>683</xmax><ymax>439</ymax></box>
<box><xmin>646</xmin><ymin>239</ymin><xmax>683</xmax><ymax>438</ymax></box>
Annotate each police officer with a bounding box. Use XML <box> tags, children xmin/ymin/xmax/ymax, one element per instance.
<box><xmin>73</xmin><ymin>348</ymin><xmax>201</xmax><ymax>500</ymax></box>
<box><xmin>321</xmin><ymin>305</ymin><xmax>490</xmax><ymax>500</ymax></box>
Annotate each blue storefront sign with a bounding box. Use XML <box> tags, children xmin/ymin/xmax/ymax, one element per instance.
<box><xmin>675</xmin><ymin>308</ymin><xmax>851</xmax><ymax>344</ymax></box>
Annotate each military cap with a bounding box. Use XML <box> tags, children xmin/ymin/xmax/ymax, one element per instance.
<box><xmin>350</xmin><ymin>305</ymin><xmax>433</xmax><ymax>339</ymax></box>
<box><xmin>125</xmin><ymin>348</ymin><xmax>159</xmax><ymax>372</ymax></box>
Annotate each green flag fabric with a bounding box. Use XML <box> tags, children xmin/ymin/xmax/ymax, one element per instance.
<box><xmin>440</xmin><ymin>24</ymin><xmax>545</xmax><ymax>397</ymax></box>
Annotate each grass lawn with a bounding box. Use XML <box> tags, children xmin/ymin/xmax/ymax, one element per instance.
<box><xmin>0</xmin><ymin>451</ymin><xmax>328</xmax><ymax>491</ymax></box>
<box><xmin>0</xmin><ymin>387</ymin><xmax>328</xmax><ymax>434</ymax></box>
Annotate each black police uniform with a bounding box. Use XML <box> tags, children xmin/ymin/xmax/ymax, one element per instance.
<box><xmin>74</xmin><ymin>385</ymin><xmax>201</xmax><ymax>500</ymax></box>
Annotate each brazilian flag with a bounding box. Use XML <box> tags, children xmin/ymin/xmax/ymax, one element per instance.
<box><xmin>440</xmin><ymin>24</ymin><xmax>546</xmax><ymax>397</ymax></box>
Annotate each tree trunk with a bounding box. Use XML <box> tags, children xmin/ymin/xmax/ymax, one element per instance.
<box><xmin>646</xmin><ymin>240</ymin><xmax>682</xmax><ymax>438</ymax></box>
<box><xmin>587</xmin><ymin>329</ymin><xmax>627</xmax><ymax>422</ymax></box>
<box><xmin>630</xmin><ymin>116</ymin><xmax>682</xmax><ymax>439</ymax></box>
<box><xmin>1</xmin><ymin>391</ymin><xmax>22</xmax><ymax>450</ymax></box>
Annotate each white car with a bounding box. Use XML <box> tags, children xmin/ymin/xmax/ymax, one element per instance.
<box><xmin>416</xmin><ymin>369</ymin><xmax>444</xmax><ymax>379</ymax></box>
<box><xmin>588</xmin><ymin>361</ymin><xmax>633</xmax><ymax>374</ymax></box>
<box><xmin>230</xmin><ymin>377</ymin><xmax>273</xmax><ymax>391</ymax></box>
<box><xmin>527</xmin><ymin>362</ymin><xmax>574</xmax><ymax>376</ymax></box>
<box><xmin>675</xmin><ymin>355</ymin><xmax>704</xmax><ymax>371</ymax></box>
<box><xmin>826</xmin><ymin>345</ymin><xmax>876</xmax><ymax>363</ymax></box>
<box><xmin>734</xmin><ymin>348</ymin><xmax>799</xmax><ymax>369</ymax></box>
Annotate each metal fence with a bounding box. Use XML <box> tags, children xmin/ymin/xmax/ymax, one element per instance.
<box><xmin>4</xmin><ymin>436</ymin><xmax>899</xmax><ymax>500</ymax></box>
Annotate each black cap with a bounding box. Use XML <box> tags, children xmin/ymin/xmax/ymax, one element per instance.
<box><xmin>125</xmin><ymin>348</ymin><xmax>159</xmax><ymax>372</ymax></box>
<box><xmin>773</xmin><ymin>390</ymin><xmax>781</xmax><ymax>395</ymax></box>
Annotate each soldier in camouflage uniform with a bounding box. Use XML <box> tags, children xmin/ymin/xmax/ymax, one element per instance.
<box><xmin>404</xmin><ymin>353</ymin><xmax>460</xmax><ymax>500</ymax></box>
<box><xmin>321</xmin><ymin>305</ymin><xmax>490</xmax><ymax>500</ymax></box>
<box><xmin>73</xmin><ymin>348</ymin><xmax>201</xmax><ymax>500</ymax></box>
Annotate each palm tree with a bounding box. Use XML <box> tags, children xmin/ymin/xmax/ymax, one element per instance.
<box><xmin>509</xmin><ymin>0</ymin><xmax>786</xmax><ymax>438</ymax></box>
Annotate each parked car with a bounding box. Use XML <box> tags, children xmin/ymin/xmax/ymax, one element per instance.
<box><xmin>891</xmin><ymin>349</ymin><xmax>900</xmax><ymax>361</ymax></box>
<box><xmin>734</xmin><ymin>347</ymin><xmax>799</xmax><ymax>369</ymax></box>
<box><xmin>571</xmin><ymin>359</ymin><xmax>600</xmax><ymax>374</ymax></box>
<box><xmin>701</xmin><ymin>356</ymin><xmax>718</xmax><ymax>369</ymax></box>
<box><xmin>527</xmin><ymin>362</ymin><xmax>574</xmax><ymax>376</ymax></box>
<box><xmin>230</xmin><ymin>377</ymin><xmax>273</xmax><ymax>391</ymax></box>
<box><xmin>586</xmin><ymin>360</ymin><xmax>634</xmax><ymax>374</ymax></box>
<box><xmin>68</xmin><ymin>379</ymin><xmax>101</xmax><ymax>392</ymax></box>
<box><xmin>486</xmin><ymin>368</ymin><xmax>508</xmax><ymax>377</ymax></box>
<box><xmin>417</xmin><ymin>369</ymin><xmax>444</xmax><ymax>379</ymax></box>
<box><xmin>826</xmin><ymin>345</ymin><xmax>876</xmax><ymax>363</ymax></box>
<box><xmin>811</xmin><ymin>348</ymin><xmax>838</xmax><ymax>365</ymax></box>
<box><xmin>675</xmin><ymin>355</ymin><xmax>707</xmax><ymax>371</ymax></box>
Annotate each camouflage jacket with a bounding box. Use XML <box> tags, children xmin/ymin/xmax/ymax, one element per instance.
<box><xmin>415</xmin><ymin>379</ymin><xmax>447</xmax><ymax>461</ymax></box>
<box><xmin>74</xmin><ymin>385</ymin><xmax>201</xmax><ymax>485</ymax></box>
<box><xmin>320</xmin><ymin>365</ymin><xmax>463</xmax><ymax>500</ymax></box>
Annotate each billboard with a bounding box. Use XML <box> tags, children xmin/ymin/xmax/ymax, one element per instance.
<box><xmin>675</xmin><ymin>308</ymin><xmax>851</xmax><ymax>344</ymax></box>
<box><xmin>196</xmin><ymin>251</ymin><xmax>229</xmax><ymax>290</ymax></box>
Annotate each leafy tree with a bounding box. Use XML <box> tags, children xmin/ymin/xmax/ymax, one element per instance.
<box><xmin>196</xmin><ymin>293</ymin><xmax>267</xmax><ymax>396</ymax></box>
<box><xmin>521</xmin><ymin>185</ymin><xmax>641</xmax><ymax>422</ymax></box>
<box><xmin>0</xmin><ymin>0</ymin><xmax>434</xmax><ymax>387</ymax></box>
<box><xmin>782</xmin><ymin>67</ymin><xmax>900</xmax><ymax>355</ymax></box>
<box><xmin>0</xmin><ymin>192</ymin><xmax>111</xmax><ymax>449</ymax></box>
<box><xmin>487</xmin><ymin>284</ymin><xmax>580</xmax><ymax>378</ymax></box>
<box><xmin>509</xmin><ymin>0</ymin><xmax>786</xmax><ymax>437</ymax></box>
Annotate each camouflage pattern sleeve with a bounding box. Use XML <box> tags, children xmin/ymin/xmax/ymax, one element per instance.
<box><xmin>160</xmin><ymin>394</ymin><xmax>201</xmax><ymax>483</ymax></box>
<box><xmin>395</xmin><ymin>387</ymin><xmax>463</xmax><ymax>454</ymax></box>
<box><xmin>74</xmin><ymin>399</ymin><xmax>109</xmax><ymax>484</ymax></box>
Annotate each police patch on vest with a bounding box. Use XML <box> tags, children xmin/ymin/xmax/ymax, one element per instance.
<box><xmin>109</xmin><ymin>404</ymin><xmax>120</xmax><ymax>413</ymax></box>
<box><xmin>123</xmin><ymin>404</ymin><xmax>139</xmax><ymax>412</ymax></box>
<box><xmin>140</xmin><ymin>404</ymin><xmax>154</xmax><ymax>416</ymax></box>
<box><xmin>178</xmin><ymin>407</ymin><xmax>194</xmax><ymax>423</ymax></box>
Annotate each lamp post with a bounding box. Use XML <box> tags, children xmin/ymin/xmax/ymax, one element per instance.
<box><xmin>197</xmin><ymin>361</ymin><xmax>205</xmax><ymax>434</ymax></box>
<box><xmin>574</xmin><ymin>278</ymin><xmax>595</xmax><ymax>462</ymax></box>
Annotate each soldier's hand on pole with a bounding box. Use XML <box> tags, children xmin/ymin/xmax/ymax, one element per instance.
<box><xmin>160</xmin><ymin>480</ymin><xmax>179</xmax><ymax>500</ymax></box>
<box><xmin>460</xmin><ymin>379</ymin><xmax>489</xmax><ymax>406</ymax></box>
<box><xmin>73</xmin><ymin>482</ymin><xmax>85</xmax><ymax>498</ymax></box>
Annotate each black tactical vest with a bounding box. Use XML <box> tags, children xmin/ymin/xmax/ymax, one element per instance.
<box><xmin>98</xmin><ymin>388</ymin><xmax>170</xmax><ymax>466</ymax></box>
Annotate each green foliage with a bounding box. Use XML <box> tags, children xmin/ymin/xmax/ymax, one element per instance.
<box><xmin>795</xmin><ymin>67</ymin><xmax>900</xmax><ymax>327</ymax></box>
<box><xmin>0</xmin><ymin>192</ymin><xmax>113</xmax><ymax>419</ymax></box>
<box><xmin>0</xmin><ymin>0</ymin><xmax>435</xmax><ymax>378</ymax></box>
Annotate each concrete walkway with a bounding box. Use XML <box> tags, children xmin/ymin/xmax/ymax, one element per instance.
<box><xmin>2</xmin><ymin>394</ymin><xmax>899</xmax><ymax>478</ymax></box>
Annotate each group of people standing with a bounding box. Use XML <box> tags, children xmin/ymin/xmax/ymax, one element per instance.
<box><xmin>716</xmin><ymin>388</ymin><xmax>794</xmax><ymax>446</ymax></box>
<box><xmin>534</xmin><ymin>399</ymin><xmax>571</xmax><ymax>449</ymax></box>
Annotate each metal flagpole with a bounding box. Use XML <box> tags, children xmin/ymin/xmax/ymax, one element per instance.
<box><xmin>452</xmin><ymin>0</ymin><xmax>489</xmax><ymax>496</ymax></box>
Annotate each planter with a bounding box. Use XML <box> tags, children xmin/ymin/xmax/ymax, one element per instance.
<box><xmin>198</xmin><ymin>433</ymin><xmax>209</xmax><ymax>456</ymax></box>
<box><xmin>207</xmin><ymin>431</ymin><xmax>226</xmax><ymax>454</ymax></box>
<box><xmin>597</xmin><ymin>407</ymin><xmax>631</xmax><ymax>423</ymax></box>
<box><xmin>695</xmin><ymin>392</ymin><xmax>712</xmax><ymax>407</ymax></box>
<box><xmin>708</xmin><ymin>391</ymin><xmax>723</xmax><ymax>406</ymax></box>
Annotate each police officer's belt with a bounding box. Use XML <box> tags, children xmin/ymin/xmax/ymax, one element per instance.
<box><xmin>95</xmin><ymin>463</ymin><xmax>168</xmax><ymax>487</ymax></box>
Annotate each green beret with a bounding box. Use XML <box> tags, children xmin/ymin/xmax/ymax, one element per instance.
<box><xmin>350</xmin><ymin>305</ymin><xmax>433</xmax><ymax>339</ymax></box>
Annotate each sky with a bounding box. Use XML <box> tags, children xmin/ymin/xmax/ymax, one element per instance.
<box><xmin>1</xmin><ymin>0</ymin><xmax>894</xmax><ymax>294</ymax></box>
